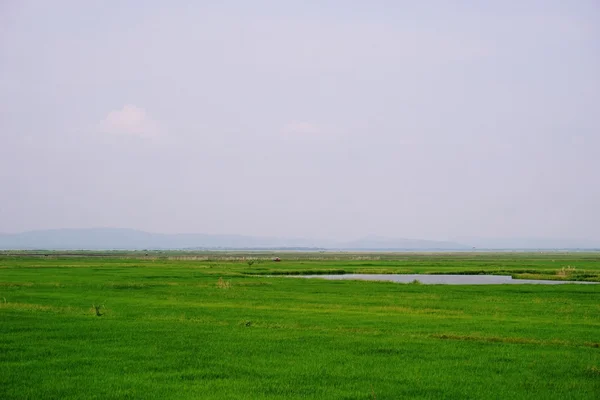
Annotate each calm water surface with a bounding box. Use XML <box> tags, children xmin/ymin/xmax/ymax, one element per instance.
<box><xmin>295</xmin><ymin>274</ymin><xmax>599</xmax><ymax>285</ymax></box>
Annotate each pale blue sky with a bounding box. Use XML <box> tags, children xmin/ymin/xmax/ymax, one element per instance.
<box><xmin>1</xmin><ymin>1</ymin><xmax>599</xmax><ymax>241</ymax></box>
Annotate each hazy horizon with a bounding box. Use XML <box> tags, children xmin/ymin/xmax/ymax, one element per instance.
<box><xmin>2</xmin><ymin>227</ymin><xmax>600</xmax><ymax>250</ymax></box>
<box><xmin>1</xmin><ymin>226</ymin><xmax>599</xmax><ymax>247</ymax></box>
<box><xmin>2</xmin><ymin>1</ymin><xmax>599</xmax><ymax>242</ymax></box>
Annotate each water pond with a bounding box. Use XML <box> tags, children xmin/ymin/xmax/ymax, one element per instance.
<box><xmin>294</xmin><ymin>274</ymin><xmax>599</xmax><ymax>285</ymax></box>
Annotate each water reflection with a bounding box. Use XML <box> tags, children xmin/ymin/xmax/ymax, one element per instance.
<box><xmin>295</xmin><ymin>274</ymin><xmax>598</xmax><ymax>285</ymax></box>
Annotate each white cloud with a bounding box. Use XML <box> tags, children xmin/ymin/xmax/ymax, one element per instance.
<box><xmin>99</xmin><ymin>105</ymin><xmax>160</xmax><ymax>138</ymax></box>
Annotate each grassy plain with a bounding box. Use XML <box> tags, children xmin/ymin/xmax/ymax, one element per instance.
<box><xmin>1</xmin><ymin>252</ymin><xmax>599</xmax><ymax>399</ymax></box>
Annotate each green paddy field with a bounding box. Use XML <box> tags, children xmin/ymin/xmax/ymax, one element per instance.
<box><xmin>1</xmin><ymin>252</ymin><xmax>599</xmax><ymax>399</ymax></box>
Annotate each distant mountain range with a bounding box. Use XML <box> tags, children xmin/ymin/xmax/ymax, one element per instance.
<box><xmin>456</xmin><ymin>237</ymin><xmax>600</xmax><ymax>250</ymax></box>
<box><xmin>339</xmin><ymin>235</ymin><xmax>467</xmax><ymax>250</ymax></box>
<box><xmin>0</xmin><ymin>228</ymin><xmax>468</xmax><ymax>250</ymax></box>
<box><xmin>0</xmin><ymin>229</ymin><xmax>598</xmax><ymax>250</ymax></box>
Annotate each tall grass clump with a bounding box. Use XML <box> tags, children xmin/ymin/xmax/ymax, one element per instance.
<box><xmin>216</xmin><ymin>277</ymin><xmax>231</xmax><ymax>289</ymax></box>
<box><xmin>92</xmin><ymin>304</ymin><xmax>104</xmax><ymax>316</ymax></box>
<box><xmin>557</xmin><ymin>266</ymin><xmax>576</xmax><ymax>277</ymax></box>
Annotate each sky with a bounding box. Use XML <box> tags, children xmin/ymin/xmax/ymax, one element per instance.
<box><xmin>1</xmin><ymin>1</ymin><xmax>599</xmax><ymax>242</ymax></box>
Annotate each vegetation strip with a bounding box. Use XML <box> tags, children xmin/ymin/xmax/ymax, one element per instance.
<box><xmin>1</xmin><ymin>252</ymin><xmax>599</xmax><ymax>399</ymax></box>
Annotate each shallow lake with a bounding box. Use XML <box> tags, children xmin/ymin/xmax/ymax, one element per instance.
<box><xmin>295</xmin><ymin>274</ymin><xmax>599</xmax><ymax>285</ymax></box>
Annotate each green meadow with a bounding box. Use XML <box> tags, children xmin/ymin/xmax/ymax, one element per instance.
<box><xmin>1</xmin><ymin>253</ymin><xmax>599</xmax><ymax>399</ymax></box>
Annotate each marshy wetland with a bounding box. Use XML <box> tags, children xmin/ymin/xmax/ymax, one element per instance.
<box><xmin>1</xmin><ymin>252</ymin><xmax>599</xmax><ymax>399</ymax></box>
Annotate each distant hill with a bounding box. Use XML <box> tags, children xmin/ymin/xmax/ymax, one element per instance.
<box><xmin>336</xmin><ymin>235</ymin><xmax>469</xmax><ymax>250</ymax></box>
<box><xmin>459</xmin><ymin>237</ymin><xmax>600</xmax><ymax>250</ymax></box>
<box><xmin>0</xmin><ymin>228</ymin><xmax>469</xmax><ymax>250</ymax></box>
<box><xmin>3</xmin><ymin>229</ymin><xmax>596</xmax><ymax>251</ymax></box>
<box><xmin>0</xmin><ymin>228</ymin><xmax>319</xmax><ymax>250</ymax></box>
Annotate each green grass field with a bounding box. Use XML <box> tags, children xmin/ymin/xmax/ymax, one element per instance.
<box><xmin>1</xmin><ymin>253</ymin><xmax>599</xmax><ymax>399</ymax></box>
